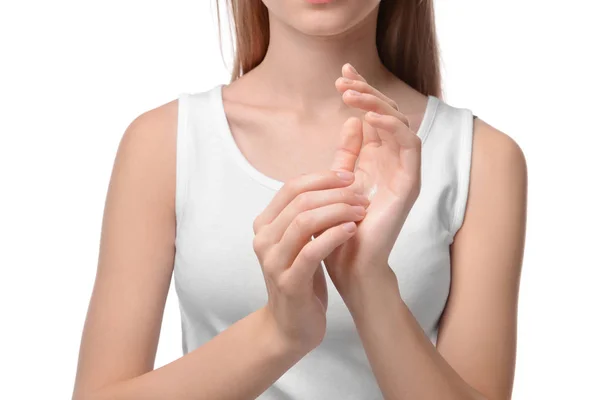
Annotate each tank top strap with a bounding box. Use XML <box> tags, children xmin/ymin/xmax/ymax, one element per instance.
<box><xmin>175</xmin><ymin>88</ymin><xmax>219</xmax><ymax>237</ymax></box>
<box><xmin>420</xmin><ymin>99</ymin><xmax>475</xmax><ymax>242</ymax></box>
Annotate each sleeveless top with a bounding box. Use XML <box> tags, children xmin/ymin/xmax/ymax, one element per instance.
<box><xmin>173</xmin><ymin>83</ymin><xmax>475</xmax><ymax>399</ymax></box>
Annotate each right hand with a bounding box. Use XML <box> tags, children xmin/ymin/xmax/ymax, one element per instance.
<box><xmin>252</xmin><ymin>169</ymin><xmax>370</xmax><ymax>352</ymax></box>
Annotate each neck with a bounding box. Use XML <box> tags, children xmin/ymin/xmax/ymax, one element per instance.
<box><xmin>252</xmin><ymin>6</ymin><xmax>392</xmax><ymax>113</ymax></box>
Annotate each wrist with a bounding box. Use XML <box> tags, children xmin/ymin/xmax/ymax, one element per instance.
<box><xmin>344</xmin><ymin>266</ymin><xmax>401</xmax><ymax>317</ymax></box>
<box><xmin>257</xmin><ymin>306</ymin><xmax>314</xmax><ymax>361</ymax></box>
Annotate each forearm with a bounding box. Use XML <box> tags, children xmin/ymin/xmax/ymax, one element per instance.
<box><xmin>79</xmin><ymin>307</ymin><xmax>307</xmax><ymax>400</ymax></box>
<box><xmin>347</xmin><ymin>270</ymin><xmax>486</xmax><ymax>400</ymax></box>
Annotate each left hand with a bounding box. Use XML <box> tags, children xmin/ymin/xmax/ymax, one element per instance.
<box><xmin>321</xmin><ymin>63</ymin><xmax>423</xmax><ymax>297</ymax></box>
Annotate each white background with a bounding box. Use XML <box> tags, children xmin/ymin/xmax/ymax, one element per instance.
<box><xmin>1</xmin><ymin>1</ymin><xmax>599</xmax><ymax>398</ymax></box>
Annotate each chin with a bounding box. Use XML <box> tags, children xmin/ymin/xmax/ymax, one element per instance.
<box><xmin>262</xmin><ymin>0</ymin><xmax>380</xmax><ymax>37</ymax></box>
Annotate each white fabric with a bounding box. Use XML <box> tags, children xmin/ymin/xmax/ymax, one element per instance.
<box><xmin>173</xmin><ymin>83</ymin><xmax>474</xmax><ymax>399</ymax></box>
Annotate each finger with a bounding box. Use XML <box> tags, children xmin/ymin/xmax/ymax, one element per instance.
<box><xmin>364</xmin><ymin>112</ymin><xmax>421</xmax><ymax>149</ymax></box>
<box><xmin>342</xmin><ymin>63</ymin><xmax>367</xmax><ymax>83</ymax></box>
<box><xmin>361</xmin><ymin>117</ymin><xmax>382</xmax><ymax>147</ymax></box>
<box><xmin>275</xmin><ymin>203</ymin><xmax>366</xmax><ymax>269</ymax></box>
<box><xmin>261</xmin><ymin>186</ymin><xmax>370</xmax><ymax>244</ymax></box>
<box><xmin>342</xmin><ymin>90</ymin><xmax>410</xmax><ymax>127</ymax></box>
<box><xmin>330</xmin><ymin>117</ymin><xmax>363</xmax><ymax>173</ymax></box>
<box><xmin>283</xmin><ymin>221</ymin><xmax>358</xmax><ymax>286</ymax></box>
<box><xmin>364</xmin><ymin>112</ymin><xmax>422</xmax><ymax>175</ymax></box>
<box><xmin>335</xmin><ymin>77</ymin><xmax>400</xmax><ymax>113</ymax></box>
<box><xmin>313</xmin><ymin>228</ymin><xmax>326</xmax><ymax>238</ymax></box>
<box><xmin>342</xmin><ymin>88</ymin><xmax>408</xmax><ymax>148</ymax></box>
<box><xmin>253</xmin><ymin>170</ymin><xmax>355</xmax><ymax>234</ymax></box>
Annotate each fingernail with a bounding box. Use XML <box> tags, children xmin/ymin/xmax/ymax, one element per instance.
<box><xmin>352</xmin><ymin>206</ymin><xmax>366</xmax><ymax>216</ymax></box>
<box><xmin>367</xmin><ymin>111</ymin><xmax>381</xmax><ymax>118</ymax></box>
<box><xmin>342</xmin><ymin>221</ymin><xmax>357</xmax><ymax>233</ymax></box>
<box><xmin>336</xmin><ymin>170</ymin><xmax>354</xmax><ymax>181</ymax></box>
<box><xmin>346</xmin><ymin>89</ymin><xmax>361</xmax><ymax>96</ymax></box>
<box><xmin>340</xmin><ymin>77</ymin><xmax>353</xmax><ymax>84</ymax></box>
<box><xmin>347</xmin><ymin>63</ymin><xmax>358</xmax><ymax>74</ymax></box>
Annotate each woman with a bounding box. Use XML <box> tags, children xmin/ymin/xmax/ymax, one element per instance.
<box><xmin>73</xmin><ymin>0</ymin><xmax>527</xmax><ymax>399</ymax></box>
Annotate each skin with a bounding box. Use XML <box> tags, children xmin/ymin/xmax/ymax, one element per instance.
<box><xmin>72</xmin><ymin>1</ymin><xmax>527</xmax><ymax>399</ymax></box>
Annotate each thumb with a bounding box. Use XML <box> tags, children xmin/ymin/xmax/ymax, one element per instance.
<box><xmin>330</xmin><ymin>116</ymin><xmax>363</xmax><ymax>173</ymax></box>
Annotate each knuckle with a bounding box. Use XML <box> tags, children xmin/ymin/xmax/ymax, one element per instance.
<box><xmin>274</xmin><ymin>276</ymin><xmax>287</xmax><ymax>292</ymax></box>
<box><xmin>298</xmin><ymin>246</ymin><xmax>317</xmax><ymax>266</ymax></box>
<box><xmin>262</xmin><ymin>249</ymin><xmax>280</xmax><ymax>274</ymax></box>
<box><xmin>284</xmin><ymin>175</ymin><xmax>303</xmax><ymax>194</ymax></box>
<box><xmin>252</xmin><ymin>217</ymin><xmax>262</xmax><ymax>235</ymax></box>
<box><xmin>293</xmin><ymin>212</ymin><xmax>312</xmax><ymax>232</ymax></box>
<box><xmin>275</xmin><ymin>274</ymin><xmax>293</xmax><ymax>293</ymax></box>
<box><xmin>252</xmin><ymin>233</ymin><xmax>269</xmax><ymax>255</ymax></box>
<box><xmin>295</xmin><ymin>192</ymin><xmax>312</xmax><ymax>210</ymax></box>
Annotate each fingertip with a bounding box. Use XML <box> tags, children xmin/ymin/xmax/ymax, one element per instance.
<box><xmin>343</xmin><ymin>63</ymin><xmax>365</xmax><ymax>82</ymax></box>
<box><xmin>342</xmin><ymin>221</ymin><xmax>357</xmax><ymax>233</ymax></box>
<box><xmin>339</xmin><ymin>117</ymin><xmax>363</xmax><ymax>149</ymax></box>
<box><xmin>342</xmin><ymin>115</ymin><xmax>361</xmax><ymax>127</ymax></box>
<box><xmin>343</xmin><ymin>62</ymin><xmax>357</xmax><ymax>75</ymax></box>
<box><xmin>334</xmin><ymin>77</ymin><xmax>347</xmax><ymax>93</ymax></box>
<box><xmin>342</xmin><ymin>64</ymin><xmax>354</xmax><ymax>79</ymax></box>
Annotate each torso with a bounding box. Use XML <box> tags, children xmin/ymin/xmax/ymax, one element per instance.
<box><xmin>171</xmin><ymin>80</ymin><xmax>475</xmax><ymax>399</ymax></box>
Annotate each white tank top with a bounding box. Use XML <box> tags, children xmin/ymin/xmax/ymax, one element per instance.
<box><xmin>173</xmin><ymin>83</ymin><xmax>474</xmax><ymax>399</ymax></box>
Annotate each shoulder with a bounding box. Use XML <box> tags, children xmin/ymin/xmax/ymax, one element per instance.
<box><xmin>472</xmin><ymin>117</ymin><xmax>526</xmax><ymax>172</ymax></box>
<box><xmin>118</xmin><ymin>98</ymin><xmax>179</xmax><ymax>162</ymax></box>
<box><xmin>470</xmin><ymin>117</ymin><xmax>527</xmax><ymax>193</ymax></box>
<box><xmin>111</xmin><ymin>99</ymin><xmax>180</xmax><ymax>206</ymax></box>
<box><xmin>122</xmin><ymin>99</ymin><xmax>179</xmax><ymax>147</ymax></box>
<box><xmin>455</xmin><ymin>116</ymin><xmax>527</xmax><ymax>237</ymax></box>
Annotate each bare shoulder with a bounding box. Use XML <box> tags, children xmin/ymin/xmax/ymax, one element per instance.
<box><xmin>121</xmin><ymin>99</ymin><xmax>179</xmax><ymax>153</ymax></box>
<box><xmin>456</xmin><ymin>115</ymin><xmax>528</xmax><ymax>237</ymax></box>
<box><xmin>472</xmin><ymin>117</ymin><xmax>527</xmax><ymax>176</ymax></box>
<box><xmin>113</xmin><ymin>99</ymin><xmax>180</xmax><ymax>207</ymax></box>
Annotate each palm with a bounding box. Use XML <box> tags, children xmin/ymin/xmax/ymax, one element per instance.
<box><xmin>354</xmin><ymin>124</ymin><xmax>410</xmax><ymax>200</ymax></box>
<box><xmin>324</xmin><ymin>120</ymin><xmax>417</xmax><ymax>280</ymax></box>
<box><xmin>319</xmin><ymin>63</ymin><xmax>422</xmax><ymax>290</ymax></box>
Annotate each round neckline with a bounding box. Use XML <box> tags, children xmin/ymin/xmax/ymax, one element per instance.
<box><xmin>211</xmin><ymin>83</ymin><xmax>439</xmax><ymax>192</ymax></box>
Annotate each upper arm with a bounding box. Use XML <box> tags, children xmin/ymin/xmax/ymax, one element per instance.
<box><xmin>436</xmin><ymin>117</ymin><xmax>528</xmax><ymax>400</ymax></box>
<box><xmin>73</xmin><ymin>99</ymin><xmax>179</xmax><ymax>397</ymax></box>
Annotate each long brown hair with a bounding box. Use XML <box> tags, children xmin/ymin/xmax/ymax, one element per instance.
<box><xmin>214</xmin><ymin>0</ymin><xmax>441</xmax><ymax>98</ymax></box>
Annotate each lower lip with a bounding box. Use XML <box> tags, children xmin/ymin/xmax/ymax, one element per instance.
<box><xmin>305</xmin><ymin>0</ymin><xmax>335</xmax><ymax>4</ymax></box>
